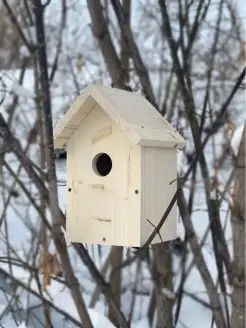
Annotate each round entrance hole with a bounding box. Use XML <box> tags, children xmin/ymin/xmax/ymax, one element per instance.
<box><xmin>92</xmin><ymin>152</ymin><xmax>112</xmax><ymax>177</ymax></box>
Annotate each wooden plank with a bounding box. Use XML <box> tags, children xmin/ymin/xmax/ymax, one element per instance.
<box><xmin>140</xmin><ymin>147</ymin><xmax>177</xmax><ymax>245</ymax></box>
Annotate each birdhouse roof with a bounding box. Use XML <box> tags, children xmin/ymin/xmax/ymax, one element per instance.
<box><xmin>53</xmin><ymin>84</ymin><xmax>185</xmax><ymax>149</ymax></box>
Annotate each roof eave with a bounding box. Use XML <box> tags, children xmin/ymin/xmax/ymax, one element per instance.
<box><xmin>138</xmin><ymin>138</ymin><xmax>186</xmax><ymax>149</ymax></box>
<box><xmin>53</xmin><ymin>88</ymin><xmax>97</xmax><ymax>149</ymax></box>
<box><xmin>54</xmin><ymin>136</ymin><xmax>68</xmax><ymax>149</ymax></box>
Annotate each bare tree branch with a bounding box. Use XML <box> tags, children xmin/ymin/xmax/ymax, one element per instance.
<box><xmin>2</xmin><ymin>0</ymin><xmax>34</xmax><ymax>53</ymax></box>
<box><xmin>178</xmin><ymin>187</ymin><xmax>227</xmax><ymax>328</ymax></box>
<box><xmin>110</xmin><ymin>0</ymin><xmax>157</xmax><ymax>107</ymax></box>
<box><xmin>87</xmin><ymin>0</ymin><xmax>122</xmax><ymax>87</ymax></box>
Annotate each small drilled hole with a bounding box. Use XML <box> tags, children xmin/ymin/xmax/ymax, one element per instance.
<box><xmin>102</xmin><ymin>237</ymin><xmax>106</xmax><ymax>241</ymax></box>
<box><xmin>135</xmin><ymin>190</ymin><xmax>139</xmax><ymax>194</ymax></box>
<box><xmin>141</xmin><ymin>126</ymin><xmax>144</xmax><ymax>128</ymax></box>
<box><xmin>68</xmin><ymin>188</ymin><xmax>72</xmax><ymax>192</ymax></box>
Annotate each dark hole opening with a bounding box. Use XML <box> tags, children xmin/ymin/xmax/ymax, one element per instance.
<box><xmin>93</xmin><ymin>153</ymin><xmax>112</xmax><ymax>177</ymax></box>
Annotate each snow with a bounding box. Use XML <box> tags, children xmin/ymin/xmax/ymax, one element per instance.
<box><xmin>177</xmin><ymin>148</ymin><xmax>189</xmax><ymax>176</ymax></box>
<box><xmin>161</xmin><ymin>287</ymin><xmax>175</xmax><ymax>300</ymax></box>
<box><xmin>11</xmin><ymin>80</ymin><xmax>34</xmax><ymax>99</ymax></box>
<box><xmin>1</xmin><ymin>262</ymin><xmax>116</xmax><ymax>328</ymax></box>
<box><xmin>13</xmin><ymin>310</ymin><xmax>116</xmax><ymax>328</ymax></box>
<box><xmin>88</xmin><ymin>310</ymin><xmax>117</xmax><ymax>328</ymax></box>
<box><xmin>53</xmin><ymin>290</ymin><xmax>117</xmax><ymax>328</ymax></box>
<box><xmin>17</xmin><ymin>322</ymin><xmax>28</xmax><ymax>328</ymax></box>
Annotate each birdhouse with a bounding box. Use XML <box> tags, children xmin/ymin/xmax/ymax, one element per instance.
<box><xmin>53</xmin><ymin>84</ymin><xmax>185</xmax><ymax>247</ymax></box>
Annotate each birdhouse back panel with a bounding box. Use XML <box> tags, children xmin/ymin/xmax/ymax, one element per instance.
<box><xmin>65</xmin><ymin>104</ymin><xmax>142</xmax><ymax>247</ymax></box>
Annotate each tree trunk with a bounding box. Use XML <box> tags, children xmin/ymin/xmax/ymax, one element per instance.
<box><xmin>120</xmin><ymin>0</ymin><xmax>131</xmax><ymax>85</ymax></box>
<box><xmin>32</xmin><ymin>2</ymin><xmax>94</xmax><ymax>327</ymax></box>
<box><xmin>230</xmin><ymin>123</ymin><xmax>245</xmax><ymax>328</ymax></box>
<box><xmin>152</xmin><ymin>242</ymin><xmax>174</xmax><ymax>328</ymax></box>
<box><xmin>34</xmin><ymin>51</ymin><xmax>52</xmax><ymax>328</ymax></box>
<box><xmin>108</xmin><ymin>246</ymin><xmax>123</xmax><ymax>327</ymax></box>
<box><xmin>87</xmin><ymin>0</ymin><xmax>121</xmax><ymax>87</ymax></box>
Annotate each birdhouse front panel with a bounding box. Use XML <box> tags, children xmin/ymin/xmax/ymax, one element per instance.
<box><xmin>66</xmin><ymin>104</ymin><xmax>142</xmax><ymax>247</ymax></box>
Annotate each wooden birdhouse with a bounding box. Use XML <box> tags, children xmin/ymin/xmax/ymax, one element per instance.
<box><xmin>53</xmin><ymin>84</ymin><xmax>185</xmax><ymax>247</ymax></box>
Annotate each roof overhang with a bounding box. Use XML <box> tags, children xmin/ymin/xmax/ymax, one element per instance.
<box><xmin>53</xmin><ymin>84</ymin><xmax>186</xmax><ymax>150</ymax></box>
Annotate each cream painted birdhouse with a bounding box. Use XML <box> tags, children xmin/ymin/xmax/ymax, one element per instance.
<box><xmin>53</xmin><ymin>84</ymin><xmax>185</xmax><ymax>247</ymax></box>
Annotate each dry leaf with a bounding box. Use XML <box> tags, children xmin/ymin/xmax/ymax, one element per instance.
<box><xmin>38</xmin><ymin>250</ymin><xmax>62</xmax><ymax>289</ymax></box>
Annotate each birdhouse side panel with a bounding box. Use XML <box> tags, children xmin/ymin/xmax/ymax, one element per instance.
<box><xmin>65</xmin><ymin>104</ymin><xmax>141</xmax><ymax>247</ymax></box>
<box><xmin>140</xmin><ymin>147</ymin><xmax>177</xmax><ymax>245</ymax></box>
<box><xmin>65</xmin><ymin>137</ymin><xmax>86</xmax><ymax>243</ymax></box>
